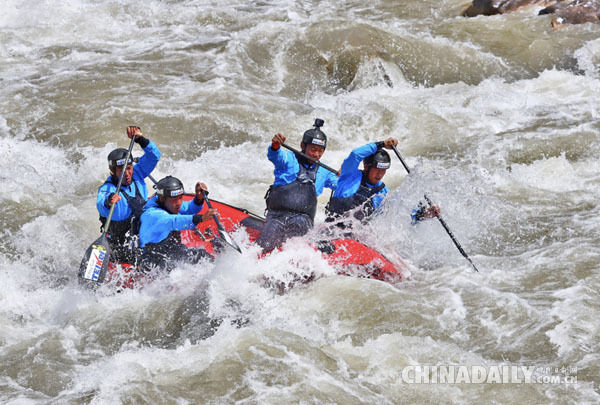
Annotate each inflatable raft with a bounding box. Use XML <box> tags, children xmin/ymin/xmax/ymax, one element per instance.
<box><xmin>105</xmin><ymin>195</ymin><xmax>405</xmax><ymax>289</ymax></box>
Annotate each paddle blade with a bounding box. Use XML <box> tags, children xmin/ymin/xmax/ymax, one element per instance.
<box><xmin>203</xmin><ymin>193</ymin><xmax>243</xmax><ymax>254</ymax></box>
<box><xmin>78</xmin><ymin>234</ymin><xmax>111</xmax><ymax>283</ymax></box>
<box><xmin>216</xmin><ymin>221</ymin><xmax>242</xmax><ymax>253</ymax></box>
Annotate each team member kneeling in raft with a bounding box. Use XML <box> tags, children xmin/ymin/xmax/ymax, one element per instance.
<box><xmin>139</xmin><ymin>176</ymin><xmax>219</xmax><ymax>271</ymax></box>
<box><xmin>326</xmin><ymin>138</ymin><xmax>440</xmax><ymax>228</ymax></box>
<box><xmin>97</xmin><ymin>126</ymin><xmax>161</xmax><ymax>264</ymax></box>
<box><xmin>257</xmin><ymin>119</ymin><xmax>338</xmax><ymax>252</ymax></box>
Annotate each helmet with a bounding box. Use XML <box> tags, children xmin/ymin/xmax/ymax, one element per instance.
<box><xmin>108</xmin><ymin>148</ymin><xmax>134</xmax><ymax>168</ymax></box>
<box><xmin>301</xmin><ymin>118</ymin><xmax>327</xmax><ymax>149</ymax></box>
<box><xmin>156</xmin><ymin>176</ymin><xmax>185</xmax><ymax>198</ymax></box>
<box><xmin>364</xmin><ymin>150</ymin><xmax>391</xmax><ymax>170</ymax></box>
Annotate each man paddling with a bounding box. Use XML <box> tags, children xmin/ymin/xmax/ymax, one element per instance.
<box><xmin>96</xmin><ymin>126</ymin><xmax>161</xmax><ymax>263</ymax></box>
<box><xmin>257</xmin><ymin>119</ymin><xmax>338</xmax><ymax>252</ymax></box>
<box><xmin>139</xmin><ymin>176</ymin><xmax>219</xmax><ymax>271</ymax></box>
<box><xmin>326</xmin><ymin>138</ymin><xmax>440</xmax><ymax>228</ymax></box>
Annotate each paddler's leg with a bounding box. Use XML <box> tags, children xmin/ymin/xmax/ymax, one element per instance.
<box><xmin>183</xmin><ymin>246</ymin><xmax>214</xmax><ymax>264</ymax></box>
<box><xmin>282</xmin><ymin>213</ymin><xmax>313</xmax><ymax>239</ymax></box>
<box><xmin>256</xmin><ymin>210</ymin><xmax>289</xmax><ymax>252</ymax></box>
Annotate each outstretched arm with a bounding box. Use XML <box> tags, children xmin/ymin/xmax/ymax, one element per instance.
<box><xmin>129</xmin><ymin>126</ymin><xmax>161</xmax><ymax>179</ymax></box>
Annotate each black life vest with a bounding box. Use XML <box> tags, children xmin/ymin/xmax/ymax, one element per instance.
<box><xmin>266</xmin><ymin>156</ymin><xmax>318</xmax><ymax>219</ymax></box>
<box><xmin>99</xmin><ymin>176</ymin><xmax>146</xmax><ymax>243</ymax></box>
<box><xmin>143</xmin><ymin>230</ymin><xmax>182</xmax><ymax>270</ymax></box>
<box><xmin>144</xmin><ymin>229</ymin><xmax>211</xmax><ymax>271</ymax></box>
<box><xmin>327</xmin><ymin>171</ymin><xmax>386</xmax><ymax>221</ymax></box>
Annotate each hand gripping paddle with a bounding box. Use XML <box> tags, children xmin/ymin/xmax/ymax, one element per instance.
<box><xmin>78</xmin><ymin>135</ymin><xmax>136</xmax><ymax>284</ymax></box>
<box><xmin>202</xmin><ymin>190</ymin><xmax>242</xmax><ymax>253</ymax></box>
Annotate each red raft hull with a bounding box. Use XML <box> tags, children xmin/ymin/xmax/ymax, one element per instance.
<box><xmin>106</xmin><ymin>195</ymin><xmax>405</xmax><ymax>288</ymax></box>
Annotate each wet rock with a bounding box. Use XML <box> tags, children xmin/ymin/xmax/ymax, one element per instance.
<box><xmin>462</xmin><ymin>0</ymin><xmax>560</xmax><ymax>17</ymax></box>
<box><xmin>462</xmin><ymin>0</ymin><xmax>600</xmax><ymax>27</ymax></box>
<box><xmin>541</xmin><ymin>0</ymin><xmax>600</xmax><ymax>28</ymax></box>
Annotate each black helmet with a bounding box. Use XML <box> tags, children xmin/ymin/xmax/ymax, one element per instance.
<box><xmin>108</xmin><ymin>148</ymin><xmax>134</xmax><ymax>168</ymax></box>
<box><xmin>364</xmin><ymin>150</ymin><xmax>391</xmax><ymax>170</ymax></box>
<box><xmin>301</xmin><ymin>118</ymin><xmax>327</xmax><ymax>149</ymax></box>
<box><xmin>155</xmin><ymin>176</ymin><xmax>185</xmax><ymax>198</ymax></box>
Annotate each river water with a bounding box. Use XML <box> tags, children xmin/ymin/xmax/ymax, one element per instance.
<box><xmin>0</xmin><ymin>0</ymin><xmax>599</xmax><ymax>403</ymax></box>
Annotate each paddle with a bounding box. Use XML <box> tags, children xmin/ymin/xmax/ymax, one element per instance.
<box><xmin>391</xmin><ymin>145</ymin><xmax>480</xmax><ymax>272</ymax></box>
<box><xmin>202</xmin><ymin>190</ymin><xmax>242</xmax><ymax>253</ymax></box>
<box><xmin>280</xmin><ymin>143</ymin><xmax>339</xmax><ymax>175</ymax></box>
<box><xmin>78</xmin><ymin>135</ymin><xmax>137</xmax><ymax>283</ymax></box>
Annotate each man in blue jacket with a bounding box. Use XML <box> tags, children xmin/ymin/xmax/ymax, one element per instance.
<box><xmin>96</xmin><ymin>126</ymin><xmax>161</xmax><ymax>263</ymax></box>
<box><xmin>327</xmin><ymin>137</ymin><xmax>440</xmax><ymax>228</ymax></box>
<box><xmin>257</xmin><ymin>119</ymin><xmax>338</xmax><ymax>252</ymax></box>
<box><xmin>139</xmin><ymin>176</ymin><xmax>218</xmax><ymax>271</ymax></box>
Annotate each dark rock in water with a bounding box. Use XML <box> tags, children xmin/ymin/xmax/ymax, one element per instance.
<box><xmin>462</xmin><ymin>0</ymin><xmax>561</xmax><ymax>17</ymax></box>
<box><xmin>462</xmin><ymin>0</ymin><xmax>600</xmax><ymax>27</ymax></box>
<box><xmin>541</xmin><ymin>0</ymin><xmax>600</xmax><ymax>28</ymax></box>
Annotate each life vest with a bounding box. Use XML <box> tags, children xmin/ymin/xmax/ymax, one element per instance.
<box><xmin>100</xmin><ymin>177</ymin><xmax>146</xmax><ymax>243</ymax></box>
<box><xmin>266</xmin><ymin>156</ymin><xmax>318</xmax><ymax>219</ymax></box>
<box><xmin>143</xmin><ymin>229</ymin><xmax>211</xmax><ymax>271</ymax></box>
<box><xmin>143</xmin><ymin>230</ymin><xmax>182</xmax><ymax>269</ymax></box>
<box><xmin>327</xmin><ymin>171</ymin><xmax>386</xmax><ymax>221</ymax></box>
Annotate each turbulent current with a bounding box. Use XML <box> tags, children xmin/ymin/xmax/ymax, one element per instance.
<box><xmin>1</xmin><ymin>0</ymin><xmax>599</xmax><ymax>403</ymax></box>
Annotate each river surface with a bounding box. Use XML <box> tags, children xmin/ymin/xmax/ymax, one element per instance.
<box><xmin>1</xmin><ymin>0</ymin><xmax>599</xmax><ymax>403</ymax></box>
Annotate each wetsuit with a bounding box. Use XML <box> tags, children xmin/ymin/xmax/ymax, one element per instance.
<box><xmin>139</xmin><ymin>195</ymin><xmax>212</xmax><ymax>271</ymax></box>
<box><xmin>257</xmin><ymin>145</ymin><xmax>337</xmax><ymax>251</ymax></box>
<box><xmin>96</xmin><ymin>137</ymin><xmax>161</xmax><ymax>263</ymax></box>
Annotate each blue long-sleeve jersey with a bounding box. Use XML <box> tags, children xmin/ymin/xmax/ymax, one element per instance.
<box><xmin>332</xmin><ymin>142</ymin><xmax>389</xmax><ymax>211</ymax></box>
<box><xmin>267</xmin><ymin>145</ymin><xmax>337</xmax><ymax>195</ymax></box>
<box><xmin>139</xmin><ymin>195</ymin><xmax>204</xmax><ymax>247</ymax></box>
<box><xmin>96</xmin><ymin>139</ymin><xmax>161</xmax><ymax>221</ymax></box>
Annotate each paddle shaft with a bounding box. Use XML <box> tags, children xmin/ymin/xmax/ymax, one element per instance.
<box><xmin>101</xmin><ymin>135</ymin><xmax>137</xmax><ymax>233</ymax></box>
<box><xmin>391</xmin><ymin>145</ymin><xmax>479</xmax><ymax>272</ymax></box>
<box><xmin>280</xmin><ymin>143</ymin><xmax>338</xmax><ymax>175</ymax></box>
<box><xmin>202</xmin><ymin>190</ymin><xmax>242</xmax><ymax>253</ymax></box>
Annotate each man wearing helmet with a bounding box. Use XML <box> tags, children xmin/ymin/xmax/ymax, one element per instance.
<box><xmin>257</xmin><ymin>118</ymin><xmax>338</xmax><ymax>252</ymax></box>
<box><xmin>139</xmin><ymin>176</ymin><xmax>218</xmax><ymax>271</ymax></box>
<box><xmin>327</xmin><ymin>138</ymin><xmax>440</xmax><ymax>226</ymax></box>
<box><xmin>96</xmin><ymin>126</ymin><xmax>161</xmax><ymax>263</ymax></box>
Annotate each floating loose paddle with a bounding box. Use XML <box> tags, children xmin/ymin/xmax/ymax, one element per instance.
<box><xmin>78</xmin><ymin>135</ymin><xmax>137</xmax><ymax>283</ymax></box>
<box><xmin>280</xmin><ymin>143</ymin><xmax>339</xmax><ymax>175</ymax></box>
<box><xmin>202</xmin><ymin>190</ymin><xmax>242</xmax><ymax>253</ymax></box>
<box><xmin>391</xmin><ymin>145</ymin><xmax>479</xmax><ymax>272</ymax></box>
